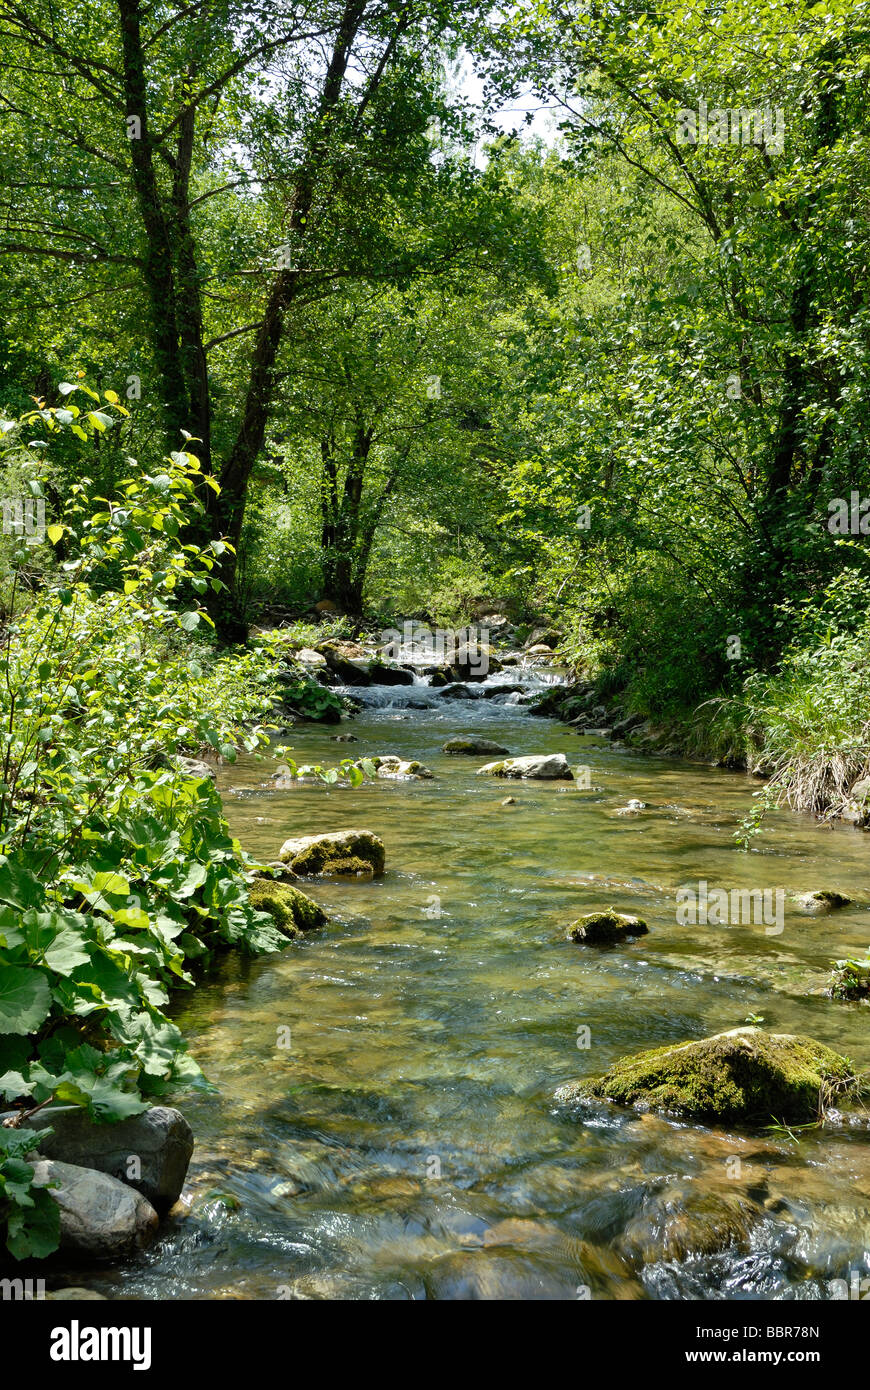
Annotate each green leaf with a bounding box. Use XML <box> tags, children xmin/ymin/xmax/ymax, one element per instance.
<box><xmin>5</xmin><ymin>1183</ymin><xmax>61</xmax><ymax>1259</ymax></box>
<box><xmin>0</xmin><ymin>966</ymin><xmax>51</xmax><ymax>1034</ymax></box>
<box><xmin>0</xmin><ymin>857</ymin><xmax>44</xmax><ymax>911</ymax></box>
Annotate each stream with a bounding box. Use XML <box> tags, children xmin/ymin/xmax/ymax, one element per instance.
<box><xmin>63</xmin><ymin>671</ymin><xmax>870</xmax><ymax>1299</ymax></box>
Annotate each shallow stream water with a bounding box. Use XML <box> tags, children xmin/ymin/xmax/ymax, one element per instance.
<box><xmin>66</xmin><ymin>674</ymin><xmax>870</xmax><ymax>1300</ymax></box>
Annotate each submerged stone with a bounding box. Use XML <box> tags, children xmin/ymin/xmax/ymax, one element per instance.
<box><xmin>249</xmin><ymin>877</ymin><xmax>327</xmax><ymax>934</ymax></box>
<box><xmin>567</xmin><ymin>910</ymin><xmax>648</xmax><ymax>945</ymax></box>
<box><xmin>555</xmin><ymin>1028</ymin><xmax>858</xmax><ymax>1125</ymax></box>
<box><xmin>618</xmin><ymin>1182</ymin><xmax>760</xmax><ymax>1264</ymax></box>
<box><xmin>279</xmin><ymin>829</ymin><xmax>385</xmax><ymax>877</ymax></box>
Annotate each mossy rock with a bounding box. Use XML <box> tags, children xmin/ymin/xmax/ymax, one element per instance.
<box><xmin>442</xmin><ymin>738</ymin><xmax>510</xmax><ymax>755</ymax></box>
<box><xmin>373</xmin><ymin>756</ymin><xmax>433</xmax><ymax>779</ymax></box>
<box><xmin>319</xmin><ymin>856</ymin><xmax>375</xmax><ymax>880</ymax></box>
<box><xmin>279</xmin><ymin>829</ymin><xmax>385</xmax><ymax>877</ymax></box>
<box><xmin>249</xmin><ymin>878</ymin><xmax>327</xmax><ymax>937</ymax></box>
<box><xmin>793</xmin><ymin>890</ymin><xmax>852</xmax><ymax>913</ymax></box>
<box><xmin>568</xmin><ymin>910</ymin><xmax>648</xmax><ymax>944</ymax></box>
<box><xmin>555</xmin><ymin>1028</ymin><xmax>858</xmax><ymax>1125</ymax></box>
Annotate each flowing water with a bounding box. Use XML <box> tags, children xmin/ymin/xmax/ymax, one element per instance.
<box><xmin>68</xmin><ymin>674</ymin><xmax>870</xmax><ymax>1300</ymax></box>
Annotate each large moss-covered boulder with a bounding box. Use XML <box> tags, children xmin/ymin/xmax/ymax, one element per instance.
<box><xmin>555</xmin><ymin>1028</ymin><xmax>858</xmax><ymax>1125</ymax></box>
<box><xmin>249</xmin><ymin>877</ymin><xmax>327</xmax><ymax>936</ymax></box>
<box><xmin>568</xmin><ymin>910</ymin><xmax>648</xmax><ymax>944</ymax></box>
<box><xmin>278</xmin><ymin>829</ymin><xmax>385</xmax><ymax>877</ymax></box>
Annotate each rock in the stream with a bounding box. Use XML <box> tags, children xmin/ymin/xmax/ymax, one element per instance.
<box><xmin>568</xmin><ymin>910</ymin><xmax>649</xmax><ymax>945</ymax></box>
<box><xmin>318</xmin><ymin>856</ymin><xmax>375</xmax><ymax>880</ymax></box>
<box><xmin>29</xmin><ymin>1160</ymin><xmax>159</xmax><ymax>1258</ymax></box>
<box><xmin>438</xmin><ymin>683</ymin><xmax>485</xmax><ymax>700</ymax></box>
<box><xmin>250</xmin><ymin>877</ymin><xmax>327</xmax><ymax>935</ymax></box>
<box><xmin>476</xmin><ymin>753</ymin><xmax>574</xmax><ymax>780</ymax></box>
<box><xmin>373</xmin><ymin>755</ymin><xmax>433</xmax><ymax>779</ymax></box>
<box><xmin>296</xmin><ymin>647</ymin><xmax>328</xmax><ymax>668</ymax></box>
<box><xmin>442</xmin><ymin>738</ymin><xmax>510</xmax><ymax>755</ymax></box>
<box><xmin>316</xmin><ymin>640</ymin><xmax>372</xmax><ymax>685</ymax></box>
<box><xmin>618</xmin><ymin>1183</ymin><xmax>760</xmax><ymax>1264</ymax></box>
<box><xmin>555</xmin><ymin>1027</ymin><xmax>859</xmax><ymax>1125</ymax></box>
<box><xmin>452</xmin><ymin>643</ymin><xmax>501</xmax><ymax>682</ymax></box>
<box><xmin>793</xmin><ymin>890</ymin><xmax>852</xmax><ymax>913</ymax></box>
<box><xmin>369</xmin><ymin>664</ymin><xmax>415</xmax><ymax>686</ymax></box>
<box><xmin>279</xmin><ymin>829</ymin><xmax>386</xmax><ymax>876</ymax></box>
<box><xmin>23</xmin><ymin>1106</ymin><xmax>193</xmax><ymax>1213</ymax></box>
<box><xmin>841</xmin><ymin>779</ymin><xmax>870</xmax><ymax>825</ymax></box>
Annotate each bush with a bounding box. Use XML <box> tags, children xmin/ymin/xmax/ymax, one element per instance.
<box><xmin>0</xmin><ymin>395</ymin><xmax>333</xmax><ymax>1259</ymax></box>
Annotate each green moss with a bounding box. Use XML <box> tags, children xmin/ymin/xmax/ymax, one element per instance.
<box><xmin>556</xmin><ymin>1028</ymin><xmax>858</xmax><ymax>1125</ymax></box>
<box><xmin>279</xmin><ymin>829</ymin><xmax>386</xmax><ymax>876</ymax></box>
<box><xmin>795</xmin><ymin>890</ymin><xmax>852</xmax><ymax>912</ymax></box>
<box><xmin>320</xmin><ymin>856</ymin><xmax>375</xmax><ymax>879</ymax></box>
<box><xmin>568</xmin><ymin>910</ymin><xmax>648</xmax><ymax>944</ymax></box>
<box><xmin>249</xmin><ymin>877</ymin><xmax>327</xmax><ymax>937</ymax></box>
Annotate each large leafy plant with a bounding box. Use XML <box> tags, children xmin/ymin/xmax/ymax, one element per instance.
<box><xmin>0</xmin><ymin>394</ymin><xmax>318</xmax><ymax>1259</ymax></box>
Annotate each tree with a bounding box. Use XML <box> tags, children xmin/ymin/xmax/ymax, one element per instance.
<box><xmin>0</xmin><ymin>0</ymin><xmax>504</xmax><ymax>627</ymax></box>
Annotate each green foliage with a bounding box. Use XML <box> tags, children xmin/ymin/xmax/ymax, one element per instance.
<box><xmin>829</xmin><ymin>954</ymin><xmax>870</xmax><ymax>1002</ymax></box>
<box><xmin>275</xmin><ymin>678</ymin><xmax>346</xmax><ymax>724</ymax></box>
<box><xmin>0</xmin><ymin>1122</ymin><xmax>60</xmax><ymax>1259</ymax></box>
<box><xmin>739</xmin><ymin>573</ymin><xmax>870</xmax><ymax>816</ymax></box>
<box><xmin>0</xmin><ymin>398</ymin><xmax>341</xmax><ymax>1258</ymax></box>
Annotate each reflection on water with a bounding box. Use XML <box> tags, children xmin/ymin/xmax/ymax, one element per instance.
<box><xmin>62</xmin><ymin>690</ymin><xmax>870</xmax><ymax>1299</ymax></box>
